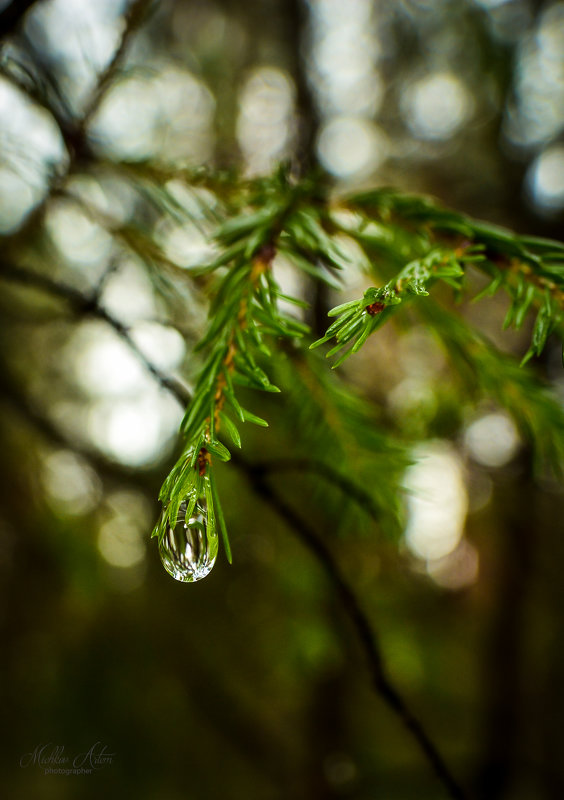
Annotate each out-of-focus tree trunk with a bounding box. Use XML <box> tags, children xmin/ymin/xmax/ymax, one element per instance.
<box><xmin>538</xmin><ymin>487</ymin><xmax>564</xmax><ymax>798</ymax></box>
<box><xmin>475</xmin><ymin>466</ymin><xmax>536</xmax><ymax>799</ymax></box>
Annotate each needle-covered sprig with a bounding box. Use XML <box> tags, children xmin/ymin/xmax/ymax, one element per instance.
<box><xmin>153</xmin><ymin>170</ymin><xmax>337</xmax><ymax>572</ymax></box>
<box><xmin>321</xmin><ymin>188</ymin><xmax>564</xmax><ymax>366</ymax></box>
<box><xmin>147</xmin><ymin>173</ymin><xmax>564</xmax><ymax>582</ymax></box>
<box><xmin>311</xmin><ymin>246</ymin><xmax>483</xmax><ymax>366</ymax></box>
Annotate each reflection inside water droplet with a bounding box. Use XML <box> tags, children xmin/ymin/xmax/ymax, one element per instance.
<box><xmin>159</xmin><ymin>497</ymin><xmax>217</xmax><ymax>582</ymax></box>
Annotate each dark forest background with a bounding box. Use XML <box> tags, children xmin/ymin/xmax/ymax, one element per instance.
<box><xmin>1</xmin><ymin>1</ymin><xmax>564</xmax><ymax>798</ymax></box>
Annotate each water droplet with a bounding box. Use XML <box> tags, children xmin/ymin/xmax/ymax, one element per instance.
<box><xmin>159</xmin><ymin>497</ymin><xmax>218</xmax><ymax>582</ymax></box>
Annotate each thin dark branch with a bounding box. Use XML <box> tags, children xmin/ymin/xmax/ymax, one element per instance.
<box><xmin>92</xmin><ymin>256</ymin><xmax>122</xmax><ymax>302</ymax></box>
<box><xmin>2</xmin><ymin>0</ymin><xmax>152</xmax><ymax>245</ymax></box>
<box><xmin>0</xmin><ymin>261</ymin><xmax>191</xmax><ymax>404</ymax></box>
<box><xmin>0</xmin><ymin>261</ymin><xmax>469</xmax><ymax>800</ymax></box>
<box><xmin>245</xmin><ymin>470</ymin><xmax>469</xmax><ymax>800</ymax></box>
<box><xmin>0</xmin><ymin>366</ymin><xmax>160</xmax><ymax>490</ymax></box>
<box><xmin>62</xmin><ymin>0</ymin><xmax>153</xmax><ymax>162</ymax></box>
<box><xmin>253</xmin><ymin>456</ymin><xmax>385</xmax><ymax>529</ymax></box>
<box><xmin>0</xmin><ymin>61</ymin><xmax>72</xmax><ymax>141</ymax></box>
<box><xmin>283</xmin><ymin>0</ymin><xmax>319</xmax><ymax>173</ymax></box>
<box><xmin>79</xmin><ymin>0</ymin><xmax>153</xmax><ymax>133</ymax></box>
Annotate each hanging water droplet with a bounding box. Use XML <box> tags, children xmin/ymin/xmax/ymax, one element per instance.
<box><xmin>159</xmin><ymin>497</ymin><xmax>218</xmax><ymax>582</ymax></box>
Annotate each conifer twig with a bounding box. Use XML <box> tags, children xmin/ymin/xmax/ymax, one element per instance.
<box><xmin>0</xmin><ymin>259</ymin><xmax>468</xmax><ymax>799</ymax></box>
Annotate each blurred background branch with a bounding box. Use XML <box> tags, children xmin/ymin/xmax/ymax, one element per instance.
<box><xmin>247</xmin><ymin>468</ymin><xmax>470</xmax><ymax>800</ymax></box>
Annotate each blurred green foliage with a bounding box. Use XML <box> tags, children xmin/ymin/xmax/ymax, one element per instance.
<box><xmin>1</xmin><ymin>1</ymin><xmax>564</xmax><ymax>799</ymax></box>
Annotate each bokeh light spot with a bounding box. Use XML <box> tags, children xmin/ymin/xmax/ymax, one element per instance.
<box><xmin>527</xmin><ymin>145</ymin><xmax>564</xmax><ymax>213</ymax></box>
<box><xmin>402</xmin><ymin>72</ymin><xmax>473</xmax><ymax>140</ymax></box>
<box><xmin>427</xmin><ymin>539</ymin><xmax>480</xmax><ymax>590</ymax></box>
<box><xmin>98</xmin><ymin>518</ymin><xmax>145</xmax><ymax>569</ymax></box>
<box><xmin>464</xmin><ymin>412</ymin><xmax>520</xmax><ymax>468</ymax></box>
<box><xmin>317</xmin><ymin>117</ymin><xmax>388</xmax><ymax>178</ymax></box>
<box><xmin>42</xmin><ymin>450</ymin><xmax>102</xmax><ymax>516</ymax></box>
<box><xmin>404</xmin><ymin>442</ymin><xmax>468</xmax><ymax>561</ymax></box>
<box><xmin>237</xmin><ymin>67</ymin><xmax>295</xmax><ymax>175</ymax></box>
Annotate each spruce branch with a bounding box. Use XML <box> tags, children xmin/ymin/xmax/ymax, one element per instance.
<box><xmin>151</xmin><ymin>243</ymin><xmax>284</xmax><ymax>557</ymax></box>
<box><xmin>0</xmin><ymin>255</ymin><xmax>469</xmax><ymax>799</ymax></box>
<box><xmin>310</xmin><ymin>244</ymin><xmax>480</xmax><ymax>366</ymax></box>
<box><xmin>317</xmin><ymin>188</ymin><xmax>564</xmax><ymax>366</ymax></box>
<box><xmin>143</xmin><ymin>175</ymin><xmax>564</xmax><ymax>554</ymax></box>
<box><xmin>152</xmin><ymin>174</ymin><xmax>317</xmax><ymax>557</ymax></box>
<box><xmin>4</xmin><ymin>172</ymin><xmax>562</xmax><ymax>800</ymax></box>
